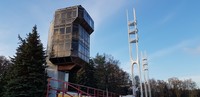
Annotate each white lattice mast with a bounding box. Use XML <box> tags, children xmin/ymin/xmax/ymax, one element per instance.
<box><xmin>142</xmin><ymin>52</ymin><xmax>148</xmax><ymax>97</ymax></box>
<box><xmin>127</xmin><ymin>8</ymin><xmax>143</xmax><ymax>97</ymax></box>
<box><xmin>142</xmin><ymin>52</ymin><xmax>152</xmax><ymax>97</ymax></box>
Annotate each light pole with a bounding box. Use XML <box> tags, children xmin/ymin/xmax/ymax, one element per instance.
<box><xmin>126</xmin><ymin>8</ymin><xmax>143</xmax><ymax>97</ymax></box>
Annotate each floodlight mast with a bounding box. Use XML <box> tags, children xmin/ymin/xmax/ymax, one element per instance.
<box><xmin>126</xmin><ymin>8</ymin><xmax>143</xmax><ymax>97</ymax></box>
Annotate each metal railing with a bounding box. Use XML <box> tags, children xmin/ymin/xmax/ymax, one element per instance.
<box><xmin>46</xmin><ymin>78</ymin><xmax>119</xmax><ymax>97</ymax></box>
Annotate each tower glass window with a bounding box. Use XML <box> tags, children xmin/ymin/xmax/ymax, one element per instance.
<box><xmin>48</xmin><ymin>5</ymin><xmax>94</xmax><ymax>71</ymax></box>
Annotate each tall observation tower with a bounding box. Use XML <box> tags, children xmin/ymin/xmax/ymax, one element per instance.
<box><xmin>47</xmin><ymin>5</ymin><xmax>94</xmax><ymax>83</ymax></box>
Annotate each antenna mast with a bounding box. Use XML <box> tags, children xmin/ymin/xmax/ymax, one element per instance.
<box><xmin>127</xmin><ymin>8</ymin><xmax>143</xmax><ymax>97</ymax></box>
<box><xmin>142</xmin><ymin>52</ymin><xmax>148</xmax><ymax>97</ymax></box>
<box><xmin>142</xmin><ymin>52</ymin><xmax>152</xmax><ymax>97</ymax></box>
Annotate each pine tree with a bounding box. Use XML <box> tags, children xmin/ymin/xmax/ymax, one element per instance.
<box><xmin>93</xmin><ymin>54</ymin><xmax>130</xmax><ymax>94</ymax></box>
<box><xmin>76</xmin><ymin>59</ymin><xmax>97</xmax><ymax>88</ymax></box>
<box><xmin>3</xmin><ymin>26</ymin><xmax>47</xmax><ymax>97</ymax></box>
<box><xmin>0</xmin><ymin>56</ymin><xmax>11</xmax><ymax>97</ymax></box>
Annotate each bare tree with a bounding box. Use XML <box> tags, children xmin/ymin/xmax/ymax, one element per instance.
<box><xmin>168</xmin><ymin>77</ymin><xmax>183</xmax><ymax>97</ymax></box>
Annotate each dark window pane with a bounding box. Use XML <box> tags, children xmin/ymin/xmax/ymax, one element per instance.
<box><xmin>72</xmin><ymin>11</ymin><xmax>76</xmax><ymax>17</ymax></box>
<box><xmin>78</xmin><ymin>9</ymin><xmax>83</xmax><ymax>17</ymax></box>
<box><xmin>66</xmin><ymin>27</ymin><xmax>71</xmax><ymax>33</ymax></box>
<box><xmin>55</xmin><ymin>13</ymin><xmax>60</xmax><ymax>25</ymax></box>
<box><xmin>72</xmin><ymin>24</ymin><xmax>79</xmax><ymax>39</ymax></box>
<box><xmin>61</xmin><ymin>20</ymin><xmax>65</xmax><ymax>24</ymax></box>
<box><xmin>67</xmin><ymin>11</ymin><xmax>72</xmax><ymax>18</ymax></box>
<box><xmin>61</xmin><ymin>13</ymin><xmax>66</xmax><ymax>19</ymax></box>
<box><xmin>72</xmin><ymin>40</ymin><xmax>78</xmax><ymax>51</ymax></box>
<box><xmin>60</xmin><ymin>28</ymin><xmax>65</xmax><ymax>34</ymax></box>
<box><xmin>73</xmin><ymin>24</ymin><xmax>78</xmax><ymax>32</ymax></box>
<box><xmin>54</xmin><ymin>29</ymin><xmax>58</xmax><ymax>33</ymax></box>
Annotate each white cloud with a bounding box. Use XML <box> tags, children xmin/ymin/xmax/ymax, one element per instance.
<box><xmin>160</xmin><ymin>13</ymin><xmax>174</xmax><ymax>24</ymax></box>
<box><xmin>149</xmin><ymin>38</ymin><xmax>200</xmax><ymax>61</ymax></box>
<box><xmin>83</xmin><ymin>0</ymin><xmax>128</xmax><ymax>54</ymax></box>
<box><xmin>183</xmin><ymin>46</ymin><xmax>200</xmax><ymax>55</ymax></box>
<box><xmin>82</xmin><ymin>0</ymin><xmax>126</xmax><ymax>29</ymax></box>
<box><xmin>149</xmin><ymin>40</ymin><xmax>189</xmax><ymax>61</ymax></box>
<box><xmin>158</xmin><ymin>0</ymin><xmax>186</xmax><ymax>25</ymax></box>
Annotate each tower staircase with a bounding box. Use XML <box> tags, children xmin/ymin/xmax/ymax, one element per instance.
<box><xmin>46</xmin><ymin>78</ymin><xmax>119</xmax><ymax>97</ymax></box>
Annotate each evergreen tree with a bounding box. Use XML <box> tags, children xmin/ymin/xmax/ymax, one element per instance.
<box><xmin>75</xmin><ymin>53</ymin><xmax>131</xmax><ymax>95</ymax></box>
<box><xmin>3</xmin><ymin>26</ymin><xmax>47</xmax><ymax>97</ymax></box>
<box><xmin>93</xmin><ymin>54</ymin><xmax>107</xmax><ymax>90</ymax></box>
<box><xmin>93</xmin><ymin>54</ymin><xmax>130</xmax><ymax>95</ymax></box>
<box><xmin>76</xmin><ymin>59</ymin><xmax>97</xmax><ymax>88</ymax></box>
<box><xmin>0</xmin><ymin>56</ymin><xmax>11</xmax><ymax>97</ymax></box>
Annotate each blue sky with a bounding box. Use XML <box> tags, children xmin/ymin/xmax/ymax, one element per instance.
<box><xmin>0</xmin><ymin>0</ymin><xmax>200</xmax><ymax>87</ymax></box>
